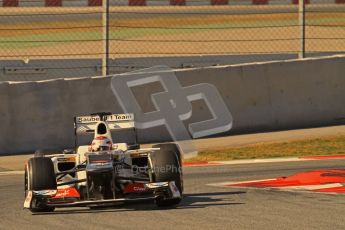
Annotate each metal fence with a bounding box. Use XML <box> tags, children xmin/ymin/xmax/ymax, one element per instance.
<box><xmin>0</xmin><ymin>1</ymin><xmax>344</xmax><ymax>79</ymax></box>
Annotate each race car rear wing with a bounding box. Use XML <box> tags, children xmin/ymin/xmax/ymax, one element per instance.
<box><xmin>74</xmin><ymin>112</ymin><xmax>135</xmax><ymax>135</ymax></box>
<box><xmin>73</xmin><ymin>112</ymin><xmax>138</xmax><ymax>148</ymax></box>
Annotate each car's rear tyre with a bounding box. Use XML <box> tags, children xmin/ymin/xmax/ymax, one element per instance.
<box><xmin>34</xmin><ymin>149</ymin><xmax>62</xmax><ymax>158</ymax></box>
<box><xmin>150</xmin><ymin>144</ymin><xmax>183</xmax><ymax>207</ymax></box>
<box><xmin>34</xmin><ymin>150</ymin><xmax>45</xmax><ymax>158</ymax></box>
<box><xmin>152</xmin><ymin>143</ymin><xmax>182</xmax><ymax>165</ymax></box>
<box><xmin>25</xmin><ymin>157</ymin><xmax>57</xmax><ymax>213</ymax></box>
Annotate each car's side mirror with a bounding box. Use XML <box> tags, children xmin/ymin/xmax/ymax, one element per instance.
<box><xmin>63</xmin><ymin>149</ymin><xmax>75</xmax><ymax>154</ymax></box>
<box><xmin>113</xmin><ymin>143</ymin><xmax>128</xmax><ymax>151</ymax></box>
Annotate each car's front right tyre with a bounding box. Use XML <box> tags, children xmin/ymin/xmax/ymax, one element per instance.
<box><xmin>25</xmin><ymin>157</ymin><xmax>56</xmax><ymax>213</ymax></box>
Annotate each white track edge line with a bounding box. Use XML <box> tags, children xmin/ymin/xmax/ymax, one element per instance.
<box><xmin>0</xmin><ymin>171</ymin><xmax>24</xmax><ymax>176</ymax></box>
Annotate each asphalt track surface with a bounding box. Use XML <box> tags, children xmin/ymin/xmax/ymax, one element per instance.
<box><xmin>1</xmin><ymin>159</ymin><xmax>345</xmax><ymax>230</ymax></box>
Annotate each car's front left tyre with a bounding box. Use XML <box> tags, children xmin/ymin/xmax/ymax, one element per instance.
<box><xmin>150</xmin><ymin>144</ymin><xmax>183</xmax><ymax>207</ymax></box>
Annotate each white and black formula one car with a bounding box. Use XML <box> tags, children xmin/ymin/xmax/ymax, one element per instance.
<box><xmin>24</xmin><ymin>112</ymin><xmax>183</xmax><ymax>213</ymax></box>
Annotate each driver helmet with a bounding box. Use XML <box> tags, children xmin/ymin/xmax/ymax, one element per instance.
<box><xmin>90</xmin><ymin>136</ymin><xmax>112</xmax><ymax>152</ymax></box>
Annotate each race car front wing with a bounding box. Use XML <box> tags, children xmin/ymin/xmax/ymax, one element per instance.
<box><xmin>24</xmin><ymin>181</ymin><xmax>181</xmax><ymax>209</ymax></box>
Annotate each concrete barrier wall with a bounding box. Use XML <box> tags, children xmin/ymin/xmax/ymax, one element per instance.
<box><xmin>0</xmin><ymin>55</ymin><xmax>344</xmax><ymax>154</ymax></box>
<box><xmin>2</xmin><ymin>52</ymin><xmax>344</xmax><ymax>82</ymax></box>
<box><xmin>1</xmin><ymin>54</ymin><xmax>301</xmax><ymax>82</ymax></box>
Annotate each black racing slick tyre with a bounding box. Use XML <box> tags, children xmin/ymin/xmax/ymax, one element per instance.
<box><xmin>152</xmin><ymin>143</ymin><xmax>182</xmax><ymax>165</ymax></box>
<box><xmin>34</xmin><ymin>150</ymin><xmax>45</xmax><ymax>158</ymax></box>
<box><xmin>150</xmin><ymin>144</ymin><xmax>183</xmax><ymax>207</ymax></box>
<box><xmin>25</xmin><ymin>157</ymin><xmax>57</xmax><ymax>213</ymax></box>
<box><xmin>152</xmin><ymin>143</ymin><xmax>183</xmax><ymax>192</ymax></box>
<box><xmin>34</xmin><ymin>149</ymin><xmax>62</xmax><ymax>157</ymax></box>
